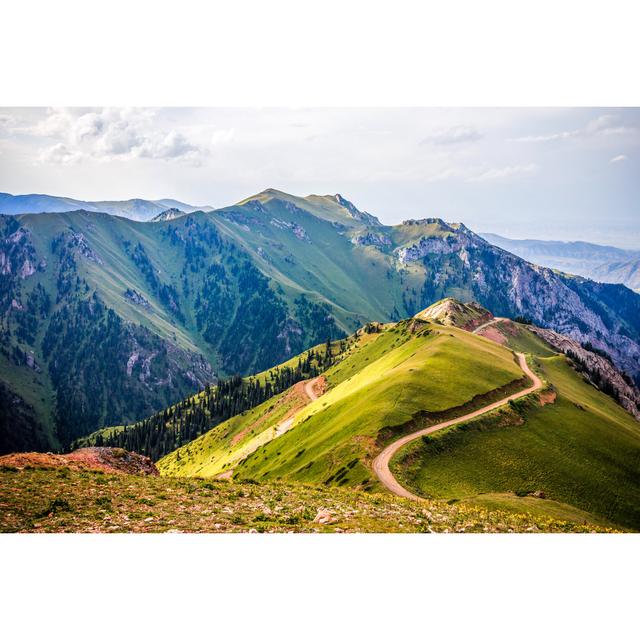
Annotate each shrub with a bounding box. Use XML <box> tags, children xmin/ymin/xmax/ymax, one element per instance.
<box><xmin>96</xmin><ymin>496</ymin><xmax>112</xmax><ymax>509</ymax></box>
<box><xmin>38</xmin><ymin>498</ymin><xmax>72</xmax><ymax>517</ymax></box>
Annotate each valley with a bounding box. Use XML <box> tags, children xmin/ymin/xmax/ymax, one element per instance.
<box><xmin>2</xmin><ymin>297</ymin><xmax>639</xmax><ymax>532</ymax></box>
<box><xmin>2</xmin><ymin>189</ymin><xmax>640</xmax><ymax>455</ymax></box>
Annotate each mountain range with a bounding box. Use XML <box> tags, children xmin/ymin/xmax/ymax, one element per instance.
<box><xmin>482</xmin><ymin>233</ymin><xmax>640</xmax><ymax>292</ymax></box>
<box><xmin>0</xmin><ymin>192</ymin><xmax>214</xmax><ymax>221</ymax></box>
<box><xmin>1</xmin><ymin>188</ymin><xmax>640</xmax><ymax>456</ymax></box>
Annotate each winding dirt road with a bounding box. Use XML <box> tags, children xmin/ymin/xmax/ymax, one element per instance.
<box><xmin>217</xmin><ymin>376</ymin><xmax>324</xmax><ymax>478</ymax></box>
<box><xmin>372</xmin><ymin>345</ymin><xmax>543</xmax><ymax>501</ymax></box>
<box><xmin>303</xmin><ymin>377</ymin><xmax>321</xmax><ymax>402</ymax></box>
<box><xmin>473</xmin><ymin>316</ymin><xmax>507</xmax><ymax>334</ymax></box>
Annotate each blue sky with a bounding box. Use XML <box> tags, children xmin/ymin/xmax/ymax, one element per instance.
<box><xmin>1</xmin><ymin>107</ymin><xmax>638</xmax><ymax>248</ymax></box>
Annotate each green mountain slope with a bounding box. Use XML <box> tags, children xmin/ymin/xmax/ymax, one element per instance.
<box><xmin>390</xmin><ymin>321</ymin><xmax>640</xmax><ymax>530</ymax></box>
<box><xmin>158</xmin><ymin>315</ymin><xmax>527</xmax><ymax>484</ymax></box>
<box><xmin>2</xmin><ymin>188</ymin><xmax>640</xmax><ymax>453</ymax></box>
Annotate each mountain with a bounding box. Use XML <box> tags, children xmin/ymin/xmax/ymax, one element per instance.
<box><xmin>481</xmin><ymin>233</ymin><xmax>640</xmax><ymax>292</ymax></box>
<box><xmin>154</xmin><ymin>301</ymin><xmax>640</xmax><ymax>530</ymax></box>
<box><xmin>0</xmin><ymin>192</ymin><xmax>214</xmax><ymax>221</ymax></box>
<box><xmin>150</xmin><ymin>208</ymin><xmax>188</xmax><ymax>222</ymax></box>
<box><xmin>414</xmin><ymin>297</ymin><xmax>492</xmax><ymax>330</ymax></box>
<box><xmin>2</xmin><ymin>188</ymin><xmax>640</xmax><ymax>454</ymax></box>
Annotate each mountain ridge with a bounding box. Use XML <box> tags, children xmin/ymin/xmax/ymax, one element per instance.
<box><xmin>482</xmin><ymin>232</ymin><xmax>640</xmax><ymax>292</ymax></box>
<box><xmin>0</xmin><ymin>192</ymin><xmax>214</xmax><ymax>221</ymax></box>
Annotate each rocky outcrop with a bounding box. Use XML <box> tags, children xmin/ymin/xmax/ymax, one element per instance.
<box><xmin>395</xmin><ymin>231</ymin><xmax>475</xmax><ymax>263</ymax></box>
<box><xmin>528</xmin><ymin>326</ymin><xmax>640</xmax><ymax>419</ymax></box>
<box><xmin>0</xmin><ymin>447</ymin><xmax>159</xmax><ymax>475</ymax></box>
<box><xmin>123</xmin><ymin>288</ymin><xmax>151</xmax><ymax>310</ymax></box>
<box><xmin>415</xmin><ymin>298</ymin><xmax>493</xmax><ymax>331</ymax></box>
<box><xmin>0</xmin><ymin>221</ymin><xmax>43</xmax><ymax>279</ymax></box>
<box><xmin>66</xmin><ymin>231</ymin><xmax>104</xmax><ymax>265</ymax></box>
<box><xmin>395</xmin><ymin>220</ymin><xmax>640</xmax><ymax>381</ymax></box>
<box><xmin>351</xmin><ymin>232</ymin><xmax>391</xmax><ymax>248</ymax></box>
<box><xmin>332</xmin><ymin>194</ymin><xmax>382</xmax><ymax>226</ymax></box>
<box><xmin>270</xmin><ymin>217</ymin><xmax>310</xmax><ymax>241</ymax></box>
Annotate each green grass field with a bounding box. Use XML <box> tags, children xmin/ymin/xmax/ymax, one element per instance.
<box><xmin>392</xmin><ymin>353</ymin><xmax>640</xmax><ymax>530</ymax></box>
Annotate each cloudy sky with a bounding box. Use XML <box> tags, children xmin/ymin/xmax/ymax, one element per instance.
<box><xmin>1</xmin><ymin>107</ymin><xmax>638</xmax><ymax>248</ymax></box>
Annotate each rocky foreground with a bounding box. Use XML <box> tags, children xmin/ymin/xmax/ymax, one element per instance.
<box><xmin>0</xmin><ymin>465</ymin><xmax>616</xmax><ymax>533</ymax></box>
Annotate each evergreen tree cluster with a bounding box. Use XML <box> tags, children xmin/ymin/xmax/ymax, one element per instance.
<box><xmin>93</xmin><ymin>340</ymin><xmax>342</xmax><ymax>460</ymax></box>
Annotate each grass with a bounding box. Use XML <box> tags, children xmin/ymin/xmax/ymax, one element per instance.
<box><xmin>464</xmin><ymin>493</ymin><xmax>617</xmax><ymax>528</ymax></box>
<box><xmin>488</xmin><ymin>320</ymin><xmax>557</xmax><ymax>357</ymax></box>
<box><xmin>0</xmin><ymin>468</ymin><xmax>615</xmax><ymax>533</ymax></box>
<box><xmin>391</xmin><ymin>355</ymin><xmax>640</xmax><ymax>530</ymax></box>
<box><xmin>160</xmin><ymin>319</ymin><xmax>526</xmax><ymax>487</ymax></box>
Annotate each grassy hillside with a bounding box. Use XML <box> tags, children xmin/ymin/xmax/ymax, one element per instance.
<box><xmin>158</xmin><ymin>318</ymin><xmax>526</xmax><ymax>485</ymax></box>
<box><xmin>0</xmin><ymin>467</ymin><xmax>614</xmax><ymax>533</ymax></box>
<box><xmin>391</xmin><ymin>340</ymin><xmax>640</xmax><ymax>530</ymax></box>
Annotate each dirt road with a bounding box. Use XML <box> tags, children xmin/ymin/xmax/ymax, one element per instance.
<box><xmin>372</xmin><ymin>351</ymin><xmax>543</xmax><ymax>500</ymax></box>
<box><xmin>472</xmin><ymin>316</ymin><xmax>507</xmax><ymax>334</ymax></box>
<box><xmin>304</xmin><ymin>377</ymin><xmax>321</xmax><ymax>401</ymax></box>
<box><xmin>217</xmin><ymin>375</ymin><xmax>324</xmax><ymax>478</ymax></box>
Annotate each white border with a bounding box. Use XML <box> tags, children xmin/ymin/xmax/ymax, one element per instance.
<box><xmin>1</xmin><ymin>2</ymin><xmax>639</xmax><ymax>638</ymax></box>
<box><xmin>1</xmin><ymin>534</ymin><xmax>638</xmax><ymax>639</ymax></box>
<box><xmin>1</xmin><ymin>0</ymin><xmax>639</xmax><ymax>106</ymax></box>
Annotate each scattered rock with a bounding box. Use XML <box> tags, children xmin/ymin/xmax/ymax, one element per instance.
<box><xmin>313</xmin><ymin>508</ymin><xmax>337</xmax><ymax>524</ymax></box>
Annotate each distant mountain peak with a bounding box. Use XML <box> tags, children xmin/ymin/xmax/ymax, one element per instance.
<box><xmin>0</xmin><ymin>192</ymin><xmax>211</xmax><ymax>221</ymax></box>
<box><xmin>414</xmin><ymin>298</ymin><xmax>493</xmax><ymax>331</ymax></box>
<box><xmin>323</xmin><ymin>193</ymin><xmax>381</xmax><ymax>226</ymax></box>
<box><xmin>238</xmin><ymin>188</ymin><xmax>289</xmax><ymax>203</ymax></box>
<box><xmin>151</xmin><ymin>208</ymin><xmax>187</xmax><ymax>223</ymax></box>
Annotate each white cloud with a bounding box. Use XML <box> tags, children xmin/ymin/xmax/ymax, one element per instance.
<box><xmin>21</xmin><ymin>107</ymin><xmax>204</xmax><ymax>165</ymax></box>
<box><xmin>23</xmin><ymin>108</ymin><xmax>74</xmax><ymax>138</ymax></box>
<box><xmin>514</xmin><ymin>114</ymin><xmax>635</xmax><ymax>143</ymax></box>
<box><xmin>422</xmin><ymin>125</ymin><xmax>482</xmax><ymax>145</ymax></box>
<box><xmin>585</xmin><ymin>114</ymin><xmax>632</xmax><ymax>136</ymax></box>
<box><xmin>136</xmin><ymin>130</ymin><xmax>200</xmax><ymax>162</ymax></box>
<box><xmin>37</xmin><ymin>143</ymin><xmax>84</xmax><ymax>165</ymax></box>
<box><xmin>610</xmin><ymin>154</ymin><xmax>627</xmax><ymax>164</ymax></box>
<box><xmin>513</xmin><ymin>131</ymin><xmax>576</xmax><ymax>143</ymax></box>
<box><xmin>468</xmin><ymin>163</ymin><xmax>538</xmax><ymax>182</ymax></box>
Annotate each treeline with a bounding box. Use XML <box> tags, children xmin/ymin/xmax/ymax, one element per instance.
<box><xmin>91</xmin><ymin>339</ymin><xmax>343</xmax><ymax>460</ymax></box>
